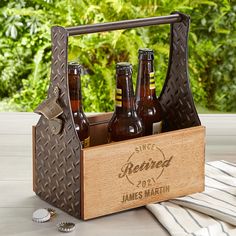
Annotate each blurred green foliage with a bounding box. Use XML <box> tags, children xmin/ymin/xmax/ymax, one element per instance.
<box><xmin>0</xmin><ymin>0</ymin><xmax>235</xmax><ymax>112</ymax></box>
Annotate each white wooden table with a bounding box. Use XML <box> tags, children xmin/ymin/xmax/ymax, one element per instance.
<box><xmin>0</xmin><ymin>113</ymin><xmax>235</xmax><ymax>236</ymax></box>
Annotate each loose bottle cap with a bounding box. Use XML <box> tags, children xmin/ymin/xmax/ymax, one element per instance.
<box><xmin>32</xmin><ymin>209</ymin><xmax>51</xmax><ymax>223</ymax></box>
<box><xmin>116</xmin><ymin>62</ymin><xmax>132</xmax><ymax>75</ymax></box>
<box><xmin>46</xmin><ymin>208</ymin><xmax>57</xmax><ymax>218</ymax></box>
<box><xmin>57</xmin><ymin>222</ymin><xmax>76</xmax><ymax>233</ymax></box>
<box><xmin>138</xmin><ymin>48</ymin><xmax>154</xmax><ymax>60</ymax></box>
<box><xmin>68</xmin><ymin>61</ymin><xmax>82</xmax><ymax>75</ymax></box>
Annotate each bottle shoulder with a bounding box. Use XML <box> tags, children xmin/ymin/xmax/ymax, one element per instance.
<box><xmin>137</xmin><ymin>97</ymin><xmax>161</xmax><ymax>109</ymax></box>
<box><xmin>109</xmin><ymin>112</ymin><xmax>142</xmax><ymax>124</ymax></box>
<box><xmin>73</xmin><ymin>111</ymin><xmax>89</xmax><ymax>125</ymax></box>
<box><xmin>73</xmin><ymin>110</ymin><xmax>88</xmax><ymax>118</ymax></box>
<box><xmin>108</xmin><ymin>115</ymin><xmax>144</xmax><ymax>141</ymax></box>
<box><xmin>72</xmin><ymin>112</ymin><xmax>90</xmax><ymax>142</ymax></box>
<box><xmin>136</xmin><ymin>98</ymin><xmax>162</xmax><ymax>121</ymax></box>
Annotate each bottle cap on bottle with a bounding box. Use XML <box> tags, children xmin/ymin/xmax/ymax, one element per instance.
<box><xmin>138</xmin><ymin>48</ymin><xmax>154</xmax><ymax>60</ymax></box>
<box><xmin>116</xmin><ymin>62</ymin><xmax>132</xmax><ymax>75</ymax></box>
<box><xmin>68</xmin><ymin>61</ymin><xmax>82</xmax><ymax>75</ymax></box>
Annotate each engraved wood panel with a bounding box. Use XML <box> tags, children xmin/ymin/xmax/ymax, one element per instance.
<box><xmin>81</xmin><ymin>126</ymin><xmax>205</xmax><ymax>220</ymax></box>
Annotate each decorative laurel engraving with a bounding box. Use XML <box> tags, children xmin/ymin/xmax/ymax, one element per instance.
<box><xmin>118</xmin><ymin>143</ymin><xmax>173</xmax><ymax>187</ymax></box>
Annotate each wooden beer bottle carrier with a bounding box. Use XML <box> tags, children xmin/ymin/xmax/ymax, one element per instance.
<box><xmin>32</xmin><ymin>12</ymin><xmax>205</xmax><ymax>220</ymax></box>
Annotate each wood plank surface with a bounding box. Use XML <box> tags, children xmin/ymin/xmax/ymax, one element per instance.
<box><xmin>0</xmin><ymin>112</ymin><xmax>235</xmax><ymax>235</ymax></box>
<box><xmin>81</xmin><ymin>126</ymin><xmax>205</xmax><ymax>219</ymax></box>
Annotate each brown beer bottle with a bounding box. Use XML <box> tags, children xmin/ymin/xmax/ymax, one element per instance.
<box><xmin>108</xmin><ymin>62</ymin><xmax>144</xmax><ymax>142</ymax></box>
<box><xmin>68</xmin><ymin>62</ymin><xmax>90</xmax><ymax>148</ymax></box>
<box><xmin>135</xmin><ymin>48</ymin><xmax>162</xmax><ymax>135</ymax></box>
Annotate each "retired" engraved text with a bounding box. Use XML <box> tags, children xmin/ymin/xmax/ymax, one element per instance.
<box><xmin>118</xmin><ymin>156</ymin><xmax>173</xmax><ymax>178</ymax></box>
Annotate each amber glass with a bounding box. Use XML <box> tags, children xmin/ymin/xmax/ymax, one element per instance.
<box><xmin>108</xmin><ymin>62</ymin><xmax>144</xmax><ymax>142</ymax></box>
<box><xmin>135</xmin><ymin>48</ymin><xmax>162</xmax><ymax>136</ymax></box>
<box><xmin>68</xmin><ymin>62</ymin><xmax>90</xmax><ymax>148</ymax></box>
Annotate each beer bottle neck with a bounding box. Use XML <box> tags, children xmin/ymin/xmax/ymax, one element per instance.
<box><xmin>136</xmin><ymin>59</ymin><xmax>157</xmax><ymax>100</ymax></box>
<box><xmin>115</xmin><ymin>73</ymin><xmax>136</xmax><ymax>115</ymax></box>
<box><xmin>69</xmin><ymin>74</ymin><xmax>84</xmax><ymax>113</ymax></box>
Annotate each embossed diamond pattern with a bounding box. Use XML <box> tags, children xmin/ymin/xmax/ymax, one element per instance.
<box><xmin>35</xmin><ymin>26</ymin><xmax>81</xmax><ymax>218</ymax></box>
<box><xmin>159</xmin><ymin>15</ymin><xmax>200</xmax><ymax>131</ymax></box>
